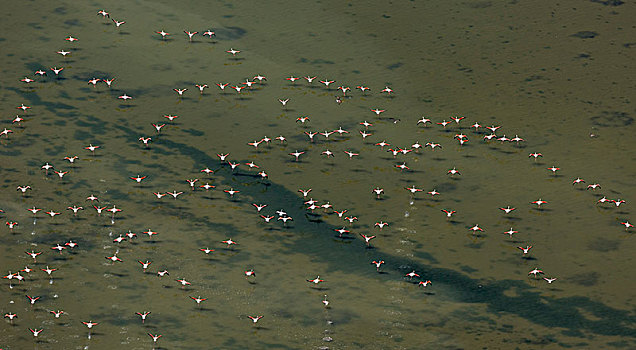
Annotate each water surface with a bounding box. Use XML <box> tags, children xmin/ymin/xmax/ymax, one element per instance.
<box><xmin>0</xmin><ymin>0</ymin><xmax>634</xmax><ymax>349</ymax></box>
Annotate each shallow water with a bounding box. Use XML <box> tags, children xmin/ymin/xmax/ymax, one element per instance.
<box><xmin>1</xmin><ymin>0</ymin><xmax>635</xmax><ymax>349</ymax></box>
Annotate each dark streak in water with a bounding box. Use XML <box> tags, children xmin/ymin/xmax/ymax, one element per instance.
<box><xmin>590</xmin><ymin>0</ymin><xmax>624</xmax><ymax>6</ymax></box>
<box><xmin>571</xmin><ymin>31</ymin><xmax>599</xmax><ymax>39</ymax></box>
<box><xmin>6</xmin><ymin>88</ymin><xmax>77</xmax><ymax>112</ymax></box>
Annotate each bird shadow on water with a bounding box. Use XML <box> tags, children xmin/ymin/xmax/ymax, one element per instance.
<box><xmin>110</xmin><ymin>124</ymin><xmax>636</xmax><ymax>339</ymax></box>
<box><xmin>109</xmin><ymin>272</ymin><xmax>128</xmax><ymax>278</ymax></box>
<box><xmin>306</xmin><ymin>217</ymin><xmax>324</xmax><ymax>224</ymax></box>
<box><xmin>193</xmin><ymin>306</ymin><xmax>213</xmax><ymax>312</ymax></box>
<box><xmin>310</xmin><ymin>286</ymin><xmax>329</xmax><ymax>291</ymax></box>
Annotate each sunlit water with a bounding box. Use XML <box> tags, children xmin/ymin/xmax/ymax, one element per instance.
<box><xmin>1</xmin><ymin>0</ymin><xmax>635</xmax><ymax>349</ymax></box>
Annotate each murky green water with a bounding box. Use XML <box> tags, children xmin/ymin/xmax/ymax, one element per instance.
<box><xmin>1</xmin><ymin>0</ymin><xmax>635</xmax><ymax>349</ymax></box>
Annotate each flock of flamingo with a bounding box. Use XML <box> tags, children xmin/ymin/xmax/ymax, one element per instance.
<box><xmin>0</xmin><ymin>7</ymin><xmax>632</xmax><ymax>349</ymax></box>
